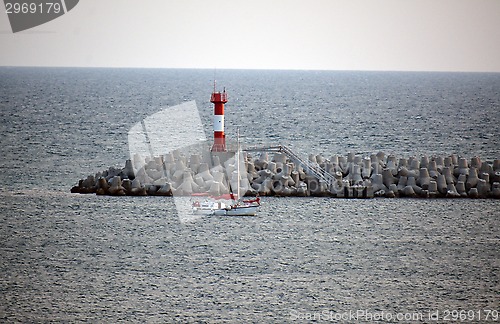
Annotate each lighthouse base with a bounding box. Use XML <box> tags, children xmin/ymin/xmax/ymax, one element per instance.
<box><xmin>211</xmin><ymin>143</ymin><xmax>227</xmax><ymax>152</ymax></box>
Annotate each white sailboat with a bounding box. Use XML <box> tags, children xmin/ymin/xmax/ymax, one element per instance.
<box><xmin>212</xmin><ymin>129</ymin><xmax>260</xmax><ymax>216</ymax></box>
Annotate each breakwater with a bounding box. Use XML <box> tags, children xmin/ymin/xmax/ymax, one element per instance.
<box><xmin>71</xmin><ymin>146</ymin><xmax>500</xmax><ymax>199</ymax></box>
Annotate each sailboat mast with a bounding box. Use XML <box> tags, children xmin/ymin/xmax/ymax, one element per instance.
<box><xmin>236</xmin><ymin>127</ymin><xmax>241</xmax><ymax>201</ymax></box>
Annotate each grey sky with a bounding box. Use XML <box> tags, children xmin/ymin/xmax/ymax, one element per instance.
<box><xmin>1</xmin><ymin>0</ymin><xmax>499</xmax><ymax>71</ymax></box>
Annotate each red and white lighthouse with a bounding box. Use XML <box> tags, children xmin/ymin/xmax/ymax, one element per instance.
<box><xmin>211</xmin><ymin>87</ymin><xmax>228</xmax><ymax>152</ymax></box>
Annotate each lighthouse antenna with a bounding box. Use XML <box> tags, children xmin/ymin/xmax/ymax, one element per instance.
<box><xmin>213</xmin><ymin>68</ymin><xmax>217</xmax><ymax>93</ymax></box>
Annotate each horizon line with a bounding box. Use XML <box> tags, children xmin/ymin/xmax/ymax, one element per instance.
<box><xmin>1</xmin><ymin>64</ymin><xmax>500</xmax><ymax>74</ymax></box>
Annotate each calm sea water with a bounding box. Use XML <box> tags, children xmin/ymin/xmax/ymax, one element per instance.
<box><xmin>0</xmin><ymin>68</ymin><xmax>499</xmax><ymax>322</ymax></box>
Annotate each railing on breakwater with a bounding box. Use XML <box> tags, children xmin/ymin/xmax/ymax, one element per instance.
<box><xmin>243</xmin><ymin>145</ymin><xmax>336</xmax><ymax>188</ymax></box>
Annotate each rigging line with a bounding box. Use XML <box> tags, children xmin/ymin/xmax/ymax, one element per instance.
<box><xmin>140</xmin><ymin>120</ymin><xmax>154</xmax><ymax>158</ymax></box>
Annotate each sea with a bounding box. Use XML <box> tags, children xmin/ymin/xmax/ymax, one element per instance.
<box><xmin>0</xmin><ymin>67</ymin><xmax>499</xmax><ymax>323</ymax></box>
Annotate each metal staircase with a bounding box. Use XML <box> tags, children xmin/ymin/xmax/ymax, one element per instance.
<box><xmin>244</xmin><ymin>145</ymin><xmax>336</xmax><ymax>187</ymax></box>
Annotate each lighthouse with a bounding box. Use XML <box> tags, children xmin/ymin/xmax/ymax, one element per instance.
<box><xmin>211</xmin><ymin>86</ymin><xmax>228</xmax><ymax>152</ymax></box>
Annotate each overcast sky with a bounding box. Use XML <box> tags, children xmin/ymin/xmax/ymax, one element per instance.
<box><xmin>1</xmin><ymin>0</ymin><xmax>499</xmax><ymax>72</ymax></box>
